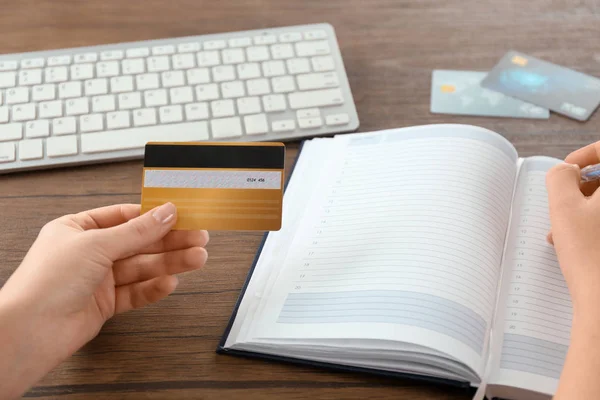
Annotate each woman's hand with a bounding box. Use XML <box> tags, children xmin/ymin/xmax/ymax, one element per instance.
<box><xmin>0</xmin><ymin>203</ymin><xmax>208</xmax><ymax>399</ymax></box>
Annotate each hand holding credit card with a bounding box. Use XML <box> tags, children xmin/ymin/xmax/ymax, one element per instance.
<box><xmin>141</xmin><ymin>142</ymin><xmax>285</xmax><ymax>231</ymax></box>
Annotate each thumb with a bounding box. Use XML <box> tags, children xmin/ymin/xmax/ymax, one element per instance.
<box><xmin>546</xmin><ymin>163</ymin><xmax>583</xmax><ymax>214</ymax></box>
<box><xmin>95</xmin><ymin>202</ymin><xmax>177</xmax><ymax>260</ymax></box>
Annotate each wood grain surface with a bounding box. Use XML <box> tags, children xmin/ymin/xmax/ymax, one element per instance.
<box><xmin>1</xmin><ymin>0</ymin><xmax>600</xmax><ymax>398</ymax></box>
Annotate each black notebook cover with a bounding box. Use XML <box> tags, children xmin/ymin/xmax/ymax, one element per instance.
<box><xmin>216</xmin><ymin>140</ymin><xmax>474</xmax><ymax>393</ymax></box>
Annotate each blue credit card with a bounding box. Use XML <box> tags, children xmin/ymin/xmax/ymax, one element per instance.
<box><xmin>430</xmin><ymin>70</ymin><xmax>549</xmax><ymax>119</ymax></box>
<box><xmin>481</xmin><ymin>51</ymin><xmax>600</xmax><ymax>121</ymax></box>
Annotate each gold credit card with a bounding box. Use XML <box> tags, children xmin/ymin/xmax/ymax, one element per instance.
<box><xmin>141</xmin><ymin>142</ymin><xmax>285</xmax><ymax>231</ymax></box>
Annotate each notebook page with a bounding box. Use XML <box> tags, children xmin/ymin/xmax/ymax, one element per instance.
<box><xmin>489</xmin><ymin>156</ymin><xmax>570</xmax><ymax>396</ymax></box>
<box><xmin>246</xmin><ymin>125</ymin><xmax>518</xmax><ymax>376</ymax></box>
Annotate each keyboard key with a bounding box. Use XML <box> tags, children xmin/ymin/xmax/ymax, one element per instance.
<box><xmin>118</xmin><ymin>92</ymin><xmax>142</xmax><ymax>109</ymax></box>
<box><xmin>311</xmin><ymin>55</ymin><xmax>335</xmax><ymax>72</ymax></box>
<box><xmin>177</xmin><ymin>42</ymin><xmax>200</xmax><ymax>53</ymax></box>
<box><xmin>25</xmin><ymin>120</ymin><xmax>50</xmax><ymax>138</ymax></box>
<box><xmin>246</xmin><ymin>46</ymin><xmax>270</xmax><ymax>62</ymax></box>
<box><xmin>66</xmin><ymin>98</ymin><xmax>89</xmax><ymax>116</ymax></box>
<box><xmin>71</xmin><ymin>63</ymin><xmax>94</xmax><ymax>80</ymax></box>
<box><xmin>185</xmin><ymin>103</ymin><xmax>209</xmax><ymax>121</ymax></box>
<box><xmin>211</xmin><ymin>116</ymin><xmax>242</xmax><ymax>138</ymax></box>
<box><xmin>96</xmin><ymin>61</ymin><xmax>120</xmax><ymax>78</ymax></box>
<box><xmin>212</xmin><ymin>65</ymin><xmax>236</xmax><ymax>82</ymax></box>
<box><xmin>47</xmin><ymin>55</ymin><xmax>71</xmax><ymax>66</ymax></box>
<box><xmin>229</xmin><ymin>37</ymin><xmax>252</xmax><ymax>48</ymax></box>
<box><xmin>136</xmin><ymin>73</ymin><xmax>160</xmax><ymax>90</ymax></box>
<box><xmin>244</xmin><ymin>113</ymin><xmax>268</xmax><ymax>135</ymax></box>
<box><xmin>237</xmin><ymin>97</ymin><xmax>261</xmax><ymax>115</ymax></box>
<box><xmin>304</xmin><ymin>30</ymin><xmax>327</xmax><ymax>40</ymax></box>
<box><xmin>262</xmin><ymin>94</ymin><xmax>286</xmax><ymax>112</ymax></box>
<box><xmin>221</xmin><ymin>81</ymin><xmax>245</xmax><ymax>98</ymax></box>
<box><xmin>6</xmin><ymin>87</ymin><xmax>29</xmax><ymax>104</ymax></box>
<box><xmin>44</xmin><ymin>66</ymin><xmax>68</xmax><ymax>83</ymax></box>
<box><xmin>126</xmin><ymin>47</ymin><xmax>150</xmax><ymax>58</ymax></box>
<box><xmin>211</xmin><ymin>99</ymin><xmax>235</xmax><ymax>118</ymax></box>
<box><xmin>237</xmin><ymin>63</ymin><xmax>261</xmax><ymax>80</ymax></box>
<box><xmin>144</xmin><ymin>89</ymin><xmax>168</xmax><ymax>107</ymax></box>
<box><xmin>47</xmin><ymin>135</ymin><xmax>78</xmax><ymax>157</ymax></box>
<box><xmin>296</xmin><ymin>40</ymin><xmax>331</xmax><ymax>57</ymax></box>
<box><xmin>288</xmin><ymin>88</ymin><xmax>343</xmax><ymax>109</ymax></box>
<box><xmin>298</xmin><ymin>117</ymin><xmax>323</xmax><ymax>129</ymax></box>
<box><xmin>170</xmin><ymin>87</ymin><xmax>194</xmax><ymax>104</ymax></box>
<box><xmin>152</xmin><ymin>45</ymin><xmax>175</xmax><ymax>55</ymax></box>
<box><xmin>0</xmin><ymin>61</ymin><xmax>18</xmax><ymax>71</ymax></box>
<box><xmin>0</xmin><ymin>123</ymin><xmax>22</xmax><ymax>141</ymax></box>
<box><xmin>195</xmin><ymin>83</ymin><xmax>220</xmax><ymax>101</ymax></box>
<box><xmin>262</xmin><ymin>60</ymin><xmax>286</xmax><ymax>77</ymax></box>
<box><xmin>12</xmin><ymin>103</ymin><xmax>36</xmax><ymax>121</ymax></box>
<box><xmin>187</xmin><ymin>68</ymin><xmax>210</xmax><ymax>84</ymax></box>
<box><xmin>272</xmin><ymin>76</ymin><xmax>296</xmax><ymax>93</ymax></box>
<box><xmin>18</xmin><ymin>68</ymin><xmax>43</xmax><ymax>85</ymax></box>
<box><xmin>100</xmin><ymin>50</ymin><xmax>124</xmax><ymax>61</ymax></box>
<box><xmin>19</xmin><ymin>139</ymin><xmax>43</xmax><ymax>160</ymax></box>
<box><xmin>81</xmin><ymin>121</ymin><xmax>209</xmax><ymax>153</ymax></box>
<box><xmin>106</xmin><ymin>111</ymin><xmax>130</xmax><ymax>129</ymax></box>
<box><xmin>122</xmin><ymin>59</ymin><xmax>145</xmax><ymax>75</ymax></box>
<box><xmin>246</xmin><ymin>78</ymin><xmax>270</xmax><ymax>96</ymax></box>
<box><xmin>0</xmin><ymin>142</ymin><xmax>15</xmax><ymax>162</ymax></box>
<box><xmin>147</xmin><ymin>56</ymin><xmax>170</xmax><ymax>72</ymax></box>
<box><xmin>197</xmin><ymin>51</ymin><xmax>220</xmax><ymax>67</ymax></box>
<box><xmin>58</xmin><ymin>81</ymin><xmax>82</xmax><ymax>99</ymax></box>
<box><xmin>52</xmin><ymin>117</ymin><xmax>77</xmax><ymax>135</ymax></box>
<box><xmin>161</xmin><ymin>71</ymin><xmax>185</xmax><ymax>87</ymax></box>
<box><xmin>286</xmin><ymin>58</ymin><xmax>311</xmax><ymax>74</ymax></box>
<box><xmin>222</xmin><ymin>48</ymin><xmax>245</xmax><ymax>65</ymax></box>
<box><xmin>0</xmin><ymin>72</ymin><xmax>16</xmax><ymax>88</ymax></box>
<box><xmin>159</xmin><ymin>105</ymin><xmax>183</xmax><ymax>123</ymax></box>
<box><xmin>280</xmin><ymin>32</ymin><xmax>302</xmax><ymax>42</ymax></box>
<box><xmin>80</xmin><ymin>114</ymin><xmax>104</xmax><ymax>132</ymax></box>
<box><xmin>296</xmin><ymin>108</ymin><xmax>321</xmax><ymax>119</ymax></box>
<box><xmin>172</xmin><ymin>53</ymin><xmax>195</xmax><ymax>69</ymax></box>
<box><xmin>272</xmin><ymin>119</ymin><xmax>296</xmax><ymax>132</ymax></box>
<box><xmin>21</xmin><ymin>58</ymin><xmax>45</xmax><ymax>69</ymax></box>
<box><xmin>204</xmin><ymin>40</ymin><xmax>226</xmax><ymax>50</ymax></box>
<box><xmin>253</xmin><ymin>35</ymin><xmax>277</xmax><ymax>45</ymax></box>
<box><xmin>32</xmin><ymin>84</ymin><xmax>56</xmax><ymax>101</ymax></box>
<box><xmin>92</xmin><ymin>94</ymin><xmax>116</xmax><ymax>112</ymax></box>
<box><xmin>326</xmin><ymin>113</ymin><xmax>350</xmax><ymax>126</ymax></box>
<box><xmin>39</xmin><ymin>100</ymin><xmax>63</xmax><ymax>118</ymax></box>
<box><xmin>110</xmin><ymin>76</ymin><xmax>134</xmax><ymax>93</ymax></box>
<box><xmin>297</xmin><ymin>72</ymin><xmax>339</xmax><ymax>91</ymax></box>
<box><xmin>85</xmin><ymin>78</ymin><xmax>109</xmax><ymax>95</ymax></box>
<box><xmin>133</xmin><ymin>108</ymin><xmax>157</xmax><ymax>126</ymax></box>
<box><xmin>0</xmin><ymin>106</ymin><xmax>8</xmax><ymax>123</ymax></box>
<box><xmin>271</xmin><ymin>44</ymin><xmax>294</xmax><ymax>59</ymax></box>
<box><xmin>74</xmin><ymin>53</ymin><xmax>98</xmax><ymax>63</ymax></box>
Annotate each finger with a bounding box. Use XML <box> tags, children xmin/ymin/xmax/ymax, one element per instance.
<box><xmin>546</xmin><ymin>163</ymin><xmax>584</xmax><ymax>211</ymax></box>
<box><xmin>546</xmin><ymin>231</ymin><xmax>554</xmax><ymax>245</ymax></box>
<box><xmin>140</xmin><ymin>229</ymin><xmax>209</xmax><ymax>254</ymax></box>
<box><xmin>114</xmin><ymin>275</ymin><xmax>178</xmax><ymax>314</ymax></box>
<box><xmin>565</xmin><ymin>141</ymin><xmax>600</xmax><ymax>167</ymax></box>
<box><xmin>113</xmin><ymin>247</ymin><xmax>207</xmax><ymax>286</ymax></box>
<box><xmin>69</xmin><ymin>204</ymin><xmax>141</xmax><ymax>230</ymax></box>
<box><xmin>91</xmin><ymin>202</ymin><xmax>177</xmax><ymax>260</ymax></box>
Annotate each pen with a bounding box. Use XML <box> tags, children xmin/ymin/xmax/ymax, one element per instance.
<box><xmin>580</xmin><ymin>163</ymin><xmax>600</xmax><ymax>182</ymax></box>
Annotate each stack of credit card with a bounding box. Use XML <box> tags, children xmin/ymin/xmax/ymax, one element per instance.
<box><xmin>141</xmin><ymin>142</ymin><xmax>285</xmax><ymax>231</ymax></box>
<box><xmin>431</xmin><ymin>50</ymin><xmax>600</xmax><ymax>121</ymax></box>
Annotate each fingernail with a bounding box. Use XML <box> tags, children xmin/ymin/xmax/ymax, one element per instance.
<box><xmin>152</xmin><ymin>202</ymin><xmax>176</xmax><ymax>223</ymax></box>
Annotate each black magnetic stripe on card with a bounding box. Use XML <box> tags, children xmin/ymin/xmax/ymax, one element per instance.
<box><xmin>144</xmin><ymin>144</ymin><xmax>285</xmax><ymax>169</ymax></box>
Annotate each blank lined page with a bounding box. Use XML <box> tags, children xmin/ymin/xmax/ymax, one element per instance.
<box><xmin>249</xmin><ymin>125</ymin><xmax>518</xmax><ymax>372</ymax></box>
<box><xmin>491</xmin><ymin>156</ymin><xmax>570</xmax><ymax>396</ymax></box>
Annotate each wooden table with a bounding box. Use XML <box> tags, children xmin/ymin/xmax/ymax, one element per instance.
<box><xmin>1</xmin><ymin>0</ymin><xmax>599</xmax><ymax>398</ymax></box>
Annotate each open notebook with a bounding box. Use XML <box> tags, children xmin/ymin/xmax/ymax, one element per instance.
<box><xmin>218</xmin><ymin>125</ymin><xmax>571</xmax><ymax>400</ymax></box>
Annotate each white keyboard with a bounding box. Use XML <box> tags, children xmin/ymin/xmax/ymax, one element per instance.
<box><xmin>0</xmin><ymin>23</ymin><xmax>358</xmax><ymax>174</ymax></box>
